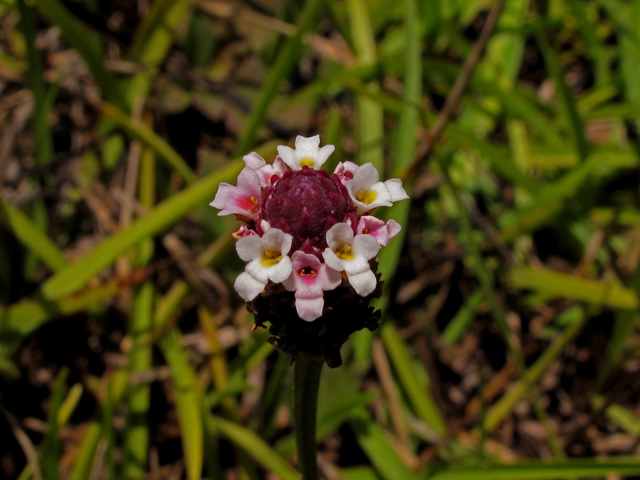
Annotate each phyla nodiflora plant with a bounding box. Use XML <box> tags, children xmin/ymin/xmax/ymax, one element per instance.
<box><xmin>211</xmin><ymin>135</ymin><xmax>408</xmax><ymax>366</ymax></box>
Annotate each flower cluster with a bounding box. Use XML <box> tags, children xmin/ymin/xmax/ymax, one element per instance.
<box><xmin>211</xmin><ymin>135</ymin><xmax>408</xmax><ymax>365</ymax></box>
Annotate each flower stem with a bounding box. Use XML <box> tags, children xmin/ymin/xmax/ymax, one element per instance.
<box><xmin>294</xmin><ymin>352</ymin><xmax>324</xmax><ymax>480</ymax></box>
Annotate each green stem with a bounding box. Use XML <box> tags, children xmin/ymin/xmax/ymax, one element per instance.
<box><xmin>294</xmin><ymin>352</ymin><xmax>324</xmax><ymax>480</ymax></box>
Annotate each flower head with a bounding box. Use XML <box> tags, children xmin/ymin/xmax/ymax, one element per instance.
<box><xmin>210</xmin><ymin>136</ymin><xmax>408</xmax><ymax>366</ymax></box>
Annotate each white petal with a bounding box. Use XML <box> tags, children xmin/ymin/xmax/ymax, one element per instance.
<box><xmin>282</xmin><ymin>270</ymin><xmax>296</xmax><ymax>292</ymax></box>
<box><xmin>317</xmin><ymin>265</ymin><xmax>342</xmax><ymax>290</ymax></box>
<box><xmin>261</xmin><ymin>228</ymin><xmax>293</xmax><ymax>256</ymax></box>
<box><xmin>323</xmin><ymin>248</ymin><xmax>345</xmax><ymax>272</ymax></box>
<box><xmin>341</xmin><ymin>255</ymin><xmax>371</xmax><ymax>276</ymax></box>
<box><xmin>236</xmin><ymin>236</ymin><xmax>263</xmax><ymax>262</ymax></box>
<box><xmin>295</xmin><ymin>297</ymin><xmax>325</xmax><ymax>322</ymax></box>
<box><xmin>243</xmin><ymin>152</ymin><xmax>266</xmax><ymax>170</ymax></box>
<box><xmin>246</xmin><ymin>259</ymin><xmax>271</xmax><ymax>283</ymax></box>
<box><xmin>267</xmin><ymin>255</ymin><xmax>293</xmax><ymax>283</ymax></box>
<box><xmin>210</xmin><ymin>183</ymin><xmax>232</xmax><ymax>209</ymax></box>
<box><xmin>387</xmin><ymin>219</ymin><xmax>402</xmax><ymax>239</ymax></box>
<box><xmin>348</xmin><ymin>270</ymin><xmax>377</xmax><ymax>296</ymax></box>
<box><xmin>351</xmin><ymin>163</ymin><xmax>380</xmax><ymax>190</ymax></box>
<box><xmin>277</xmin><ymin>145</ymin><xmax>300</xmax><ymax>170</ymax></box>
<box><xmin>325</xmin><ymin>223</ymin><xmax>354</xmax><ymax>250</ymax></box>
<box><xmin>385</xmin><ymin>178</ymin><xmax>409</xmax><ymax>202</ymax></box>
<box><xmin>352</xmin><ymin>234</ymin><xmax>381</xmax><ymax>261</ymax></box>
<box><xmin>314</xmin><ymin>144</ymin><xmax>335</xmax><ymax>168</ymax></box>
<box><xmin>350</xmin><ymin>182</ymin><xmax>393</xmax><ymax>214</ymax></box>
<box><xmin>236</xmin><ymin>166</ymin><xmax>262</xmax><ymax>193</ymax></box>
<box><xmin>295</xmin><ymin>135</ymin><xmax>320</xmax><ymax>156</ymax></box>
<box><xmin>234</xmin><ymin>272</ymin><xmax>266</xmax><ymax>301</ymax></box>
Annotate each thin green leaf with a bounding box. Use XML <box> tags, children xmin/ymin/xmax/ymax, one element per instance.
<box><xmin>234</xmin><ymin>0</ymin><xmax>324</xmax><ymax>155</ymax></box>
<box><xmin>423</xmin><ymin>458</ymin><xmax>640</xmax><ymax>479</ymax></box>
<box><xmin>34</xmin><ymin>0</ymin><xmax>126</xmax><ymax>109</ymax></box>
<box><xmin>210</xmin><ymin>416</ymin><xmax>299</xmax><ymax>480</ymax></box>
<box><xmin>41</xmin><ymin>160</ymin><xmax>242</xmax><ymax>300</ymax></box>
<box><xmin>97</xmin><ymin>101</ymin><xmax>195</xmax><ymax>184</ymax></box>
<box><xmin>381</xmin><ymin>324</ymin><xmax>447</xmax><ymax>436</ymax></box>
<box><xmin>509</xmin><ymin>266</ymin><xmax>638</xmax><ymax>310</ymax></box>
<box><xmin>160</xmin><ymin>330</ymin><xmax>203</xmax><ymax>480</ymax></box>
<box><xmin>0</xmin><ymin>201</ymin><xmax>68</xmax><ymax>272</ymax></box>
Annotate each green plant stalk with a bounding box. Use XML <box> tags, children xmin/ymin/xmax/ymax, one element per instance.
<box><xmin>294</xmin><ymin>352</ymin><xmax>324</xmax><ymax>480</ymax></box>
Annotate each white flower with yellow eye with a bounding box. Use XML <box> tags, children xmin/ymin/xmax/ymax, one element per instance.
<box><xmin>346</xmin><ymin>163</ymin><xmax>409</xmax><ymax>215</ymax></box>
<box><xmin>276</xmin><ymin>135</ymin><xmax>335</xmax><ymax>170</ymax></box>
<box><xmin>322</xmin><ymin>223</ymin><xmax>380</xmax><ymax>296</ymax></box>
<box><xmin>234</xmin><ymin>228</ymin><xmax>293</xmax><ymax>301</ymax></box>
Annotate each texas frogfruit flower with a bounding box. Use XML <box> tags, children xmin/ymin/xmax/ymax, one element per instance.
<box><xmin>211</xmin><ymin>135</ymin><xmax>409</xmax><ymax>366</ymax></box>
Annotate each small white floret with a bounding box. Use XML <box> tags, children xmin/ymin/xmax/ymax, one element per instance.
<box><xmin>277</xmin><ymin>135</ymin><xmax>335</xmax><ymax>170</ymax></box>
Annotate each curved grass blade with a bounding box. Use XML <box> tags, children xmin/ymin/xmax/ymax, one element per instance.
<box><xmin>160</xmin><ymin>330</ymin><xmax>203</xmax><ymax>480</ymax></box>
<box><xmin>0</xmin><ymin>201</ymin><xmax>68</xmax><ymax>272</ymax></box>
<box><xmin>41</xmin><ymin>160</ymin><xmax>242</xmax><ymax>300</ymax></box>
<box><xmin>33</xmin><ymin>0</ymin><xmax>125</xmax><ymax>109</ymax></box>
<box><xmin>234</xmin><ymin>0</ymin><xmax>324</xmax><ymax>155</ymax></box>
<box><xmin>96</xmin><ymin>101</ymin><xmax>195</xmax><ymax>184</ymax></box>
<box><xmin>422</xmin><ymin>458</ymin><xmax>640</xmax><ymax>479</ymax></box>
<box><xmin>209</xmin><ymin>416</ymin><xmax>299</xmax><ymax>480</ymax></box>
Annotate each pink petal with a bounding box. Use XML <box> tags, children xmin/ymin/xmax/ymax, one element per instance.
<box><xmin>232</xmin><ymin>226</ymin><xmax>258</xmax><ymax>240</ymax></box>
<box><xmin>295</xmin><ymin>297</ymin><xmax>325</xmax><ymax>322</ymax></box>
<box><xmin>243</xmin><ymin>152</ymin><xmax>267</xmax><ymax>170</ymax></box>
<box><xmin>212</xmin><ymin>167</ymin><xmax>262</xmax><ymax>219</ymax></box>
<box><xmin>356</xmin><ymin>216</ymin><xmax>401</xmax><ymax>246</ymax></box>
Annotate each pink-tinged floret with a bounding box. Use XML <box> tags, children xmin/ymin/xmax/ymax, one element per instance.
<box><xmin>333</xmin><ymin>161</ymin><xmax>359</xmax><ymax>186</ymax></box>
<box><xmin>283</xmin><ymin>251</ymin><xmax>342</xmax><ymax>321</ymax></box>
<box><xmin>210</xmin><ymin>167</ymin><xmax>262</xmax><ymax>220</ymax></box>
<box><xmin>232</xmin><ymin>226</ymin><xmax>258</xmax><ymax>240</ymax></box>
<box><xmin>356</xmin><ymin>216</ymin><xmax>401</xmax><ymax>246</ymax></box>
<box><xmin>259</xmin><ymin>167</ymin><xmax>355</xmax><ymax>251</ymax></box>
<box><xmin>243</xmin><ymin>152</ymin><xmax>287</xmax><ymax>187</ymax></box>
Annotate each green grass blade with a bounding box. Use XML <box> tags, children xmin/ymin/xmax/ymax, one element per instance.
<box><xmin>34</xmin><ymin>0</ymin><xmax>126</xmax><ymax>109</ymax></box>
<box><xmin>347</xmin><ymin>0</ymin><xmax>384</xmax><ymax>170</ymax></box>
<box><xmin>97</xmin><ymin>101</ymin><xmax>195</xmax><ymax>184</ymax></box>
<box><xmin>210</xmin><ymin>416</ymin><xmax>299</xmax><ymax>480</ymax></box>
<box><xmin>480</xmin><ymin>307</ymin><xmax>587</xmax><ymax>433</ymax></box>
<box><xmin>160</xmin><ymin>330</ymin><xmax>203</xmax><ymax>480</ymax></box>
<box><xmin>16</xmin><ymin>0</ymin><xmax>53</xmax><ymax>166</ymax></box>
<box><xmin>349</xmin><ymin>417</ymin><xmax>413</xmax><ymax>480</ymax></box>
<box><xmin>1</xmin><ymin>276</ymin><xmax>133</xmax><ymax>335</ymax></box>
<box><xmin>39</xmin><ymin>368</ymin><xmax>68</xmax><ymax>480</ymax></box>
<box><xmin>234</xmin><ymin>0</ymin><xmax>324</xmax><ymax>156</ymax></box>
<box><xmin>40</xmin><ymin>160</ymin><xmax>242</xmax><ymax>300</ymax></box>
<box><xmin>123</xmin><ymin>282</ymin><xmax>154</xmax><ymax>479</ymax></box>
<box><xmin>509</xmin><ymin>266</ymin><xmax>638</xmax><ymax>310</ymax></box>
<box><xmin>423</xmin><ymin>458</ymin><xmax>640</xmax><ymax>479</ymax></box>
<box><xmin>0</xmin><ymin>201</ymin><xmax>68</xmax><ymax>272</ymax></box>
<box><xmin>381</xmin><ymin>323</ymin><xmax>447</xmax><ymax>436</ymax></box>
<box><xmin>536</xmin><ymin>31</ymin><xmax>588</xmax><ymax>162</ymax></box>
<box><xmin>605</xmin><ymin>403</ymin><xmax>640</xmax><ymax>436</ymax></box>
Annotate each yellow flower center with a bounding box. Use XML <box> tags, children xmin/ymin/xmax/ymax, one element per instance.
<box><xmin>300</xmin><ymin>157</ymin><xmax>315</xmax><ymax>168</ymax></box>
<box><xmin>335</xmin><ymin>244</ymin><xmax>354</xmax><ymax>261</ymax></box>
<box><xmin>261</xmin><ymin>250</ymin><xmax>282</xmax><ymax>267</ymax></box>
<box><xmin>356</xmin><ymin>190</ymin><xmax>377</xmax><ymax>205</ymax></box>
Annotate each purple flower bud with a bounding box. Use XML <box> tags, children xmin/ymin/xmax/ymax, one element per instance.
<box><xmin>258</xmin><ymin>167</ymin><xmax>355</xmax><ymax>251</ymax></box>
